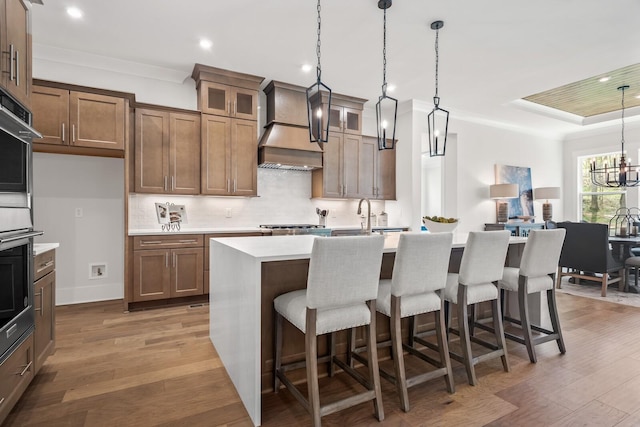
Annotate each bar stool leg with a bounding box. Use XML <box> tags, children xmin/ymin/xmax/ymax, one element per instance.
<box><xmin>305</xmin><ymin>309</ymin><xmax>321</xmax><ymax>427</ymax></box>
<box><xmin>547</xmin><ymin>287</ymin><xmax>566</xmax><ymax>354</ymax></box>
<box><xmin>329</xmin><ymin>332</ymin><xmax>336</xmax><ymax>377</ymax></box>
<box><xmin>274</xmin><ymin>311</ymin><xmax>283</xmax><ymax>392</ymax></box>
<box><xmin>517</xmin><ymin>278</ymin><xmax>536</xmax><ymax>363</ymax></box>
<box><xmin>390</xmin><ymin>296</ymin><xmax>409</xmax><ymax>412</ymax></box>
<box><xmin>435</xmin><ymin>299</ymin><xmax>455</xmax><ymax>394</ymax></box>
<box><xmin>367</xmin><ymin>300</ymin><xmax>385</xmax><ymax>421</ymax></box>
<box><xmin>492</xmin><ymin>289</ymin><xmax>510</xmax><ymax>372</ymax></box>
<box><xmin>456</xmin><ymin>285</ymin><xmax>477</xmax><ymax>386</ymax></box>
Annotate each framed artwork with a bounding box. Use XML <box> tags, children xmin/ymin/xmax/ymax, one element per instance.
<box><xmin>168</xmin><ymin>204</ymin><xmax>187</xmax><ymax>224</ymax></box>
<box><xmin>155</xmin><ymin>203</ymin><xmax>169</xmax><ymax>224</ymax></box>
<box><xmin>495</xmin><ymin>164</ymin><xmax>534</xmax><ymax>219</ymax></box>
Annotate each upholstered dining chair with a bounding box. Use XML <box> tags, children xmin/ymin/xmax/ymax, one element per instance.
<box><xmin>370</xmin><ymin>232</ymin><xmax>455</xmax><ymax>412</ymax></box>
<box><xmin>498</xmin><ymin>229</ymin><xmax>566</xmax><ymax>363</ymax></box>
<box><xmin>273</xmin><ymin>235</ymin><xmax>385</xmax><ymax>426</ymax></box>
<box><xmin>443</xmin><ymin>230</ymin><xmax>511</xmax><ymax>386</ymax></box>
<box><xmin>556</xmin><ymin>222</ymin><xmax>624</xmax><ymax>297</ymax></box>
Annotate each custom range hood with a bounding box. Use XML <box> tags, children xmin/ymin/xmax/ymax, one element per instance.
<box><xmin>258</xmin><ymin>81</ymin><xmax>323</xmax><ymax>171</ymax></box>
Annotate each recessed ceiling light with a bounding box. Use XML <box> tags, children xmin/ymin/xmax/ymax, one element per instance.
<box><xmin>301</xmin><ymin>64</ymin><xmax>312</xmax><ymax>73</ymax></box>
<box><xmin>599</xmin><ymin>76</ymin><xmax>610</xmax><ymax>82</ymax></box>
<box><xmin>66</xmin><ymin>7</ymin><xmax>83</xmax><ymax>19</ymax></box>
<box><xmin>199</xmin><ymin>39</ymin><xmax>213</xmax><ymax>50</ymax></box>
<box><xmin>387</xmin><ymin>84</ymin><xmax>396</xmax><ymax>93</ymax></box>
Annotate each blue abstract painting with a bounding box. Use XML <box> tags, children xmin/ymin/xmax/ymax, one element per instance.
<box><xmin>495</xmin><ymin>164</ymin><xmax>534</xmax><ymax>218</ymax></box>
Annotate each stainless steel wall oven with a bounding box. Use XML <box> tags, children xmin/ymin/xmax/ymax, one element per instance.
<box><xmin>0</xmin><ymin>87</ymin><xmax>41</xmax><ymax>362</ymax></box>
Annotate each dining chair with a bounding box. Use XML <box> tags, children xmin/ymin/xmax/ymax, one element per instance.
<box><xmin>498</xmin><ymin>229</ymin><xmax>566</xmax><ymax>363</ymax></box>
<box><xmin>443</xmin><ymin>230</ymin><xmax>511</xmax><ymax>386</ymax></box>
<box><xmin>368</xmin><ymin>232</ymin><xmax>455</xmax><ymax>412</ymax></box>
<box><xmin>273</xmin><ymin>235</ymin><xmax>385</xmax><ymax>426</ymax></box>
<box><xmin>556</xmin><ymin>222</ymin><xmax>624</xmax><ymax>297</ymax></box>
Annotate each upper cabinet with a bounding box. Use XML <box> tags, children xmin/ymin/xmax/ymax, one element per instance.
<box><xmin>0</xmin><ymin>0</ymin><xmax>31</xmax><ymax>109</ymax></box>
<box><xmin>310</xmin><ymin>92</ymin><xmax>365</xmax><ymax>136</ymax></box>
<box><xmin>192</xmin><ymin>64</ymin><xmax>263</xmax><ymax>122</ymax></box>
<box><xmin>192</xmin><ymin>64</ymin><xmax>264</xmax><ymax>197</ymax></box>
<box><xmin>361</xmin><ymin>135</ymin><xmax>396</xmax><ymax>200</ymax></box>
<box><xmin>134</xmin><ymin>107</ymin><xmax>201</xmax><ymax>195</ymax></box>
<box><xmin>31</xmin><ymin>83</ymin><xmax>128</xmax><ymax>154</ymax></box>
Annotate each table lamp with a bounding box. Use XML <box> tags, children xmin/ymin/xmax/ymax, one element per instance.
<box><xmin>490</xmin><ymin>183</ymin><xmax>519</xmax><ymax>223</ymax></box>
<box><xmin>534</xmin><ymin>187</ymin><xmax>561</xmax><ymax>221</ymax></box>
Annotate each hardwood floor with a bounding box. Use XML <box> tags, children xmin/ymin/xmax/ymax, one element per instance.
<box><xmin>6</xmin><ymin>293</ymin><xmax>640</xmax><ymax>426</ymax></box>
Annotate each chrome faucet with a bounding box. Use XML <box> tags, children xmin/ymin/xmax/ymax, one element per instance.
<box><xmin>357</xmin><ymin>198</ymin><xmax>372</xmax><ymax>234</ymax></box>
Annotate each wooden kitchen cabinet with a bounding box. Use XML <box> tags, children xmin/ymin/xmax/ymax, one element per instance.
<box><xmin>201</xmin><ymin>114</ymin><xmax>257</xmax><ymax>196</ymax></box>
<box><xmin>31</xmin><ymin>85</ymin><xmax>126</xmax><ymax>151</ymax></box>
<box><xmin>312</xmin><ymin>131</ymin><xmax>361</xmax><ymax>198</ymax></box>
<box><xmin>132</xmin><ymin>235</ymin><xmax>204</xmax><ymax>302</ymax></box>
<box><xmin>310</xmin><ymin>92</ymin><xmax>365</xmax><ymax>136</ymax></box>
<box><xmin>0</xmin><ymin>0</ymin><xmax>32</xmax><ymax>109</ymax></box>
<box><xmin>361</xmin><ymin>135</ymin><xmax>396</xmax><ymax>200</ymax></box>
<box><xmin>198</xmin><ymin>81</ymin><xmax>258</xmax><ymax>121</ymax></box>
<box><xmin>0</xmin><ymin>333</ymin><xmax>34</xmax><ymax>424</ymax></box>
<box><xmin>134</xmin><ymin>107</ymin><xmax>201</xmax><ymax>195</ymax></box>
<box><xmin>192</xmin><ymin>64</ymin><xmax>263</xmax><ymax>122</ymax></box>
<box><xmin>33</xmin><ymin>248</ymin><xmax>55</xmax><ymax>374</ymax></box>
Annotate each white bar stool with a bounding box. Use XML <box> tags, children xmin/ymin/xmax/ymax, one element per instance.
<box><xmin>499</xmin><ymin>229</ymin><xmax>567</xmax><ymax>363</ymax></box>
<box><xmin>443</xmin><ymin>230</ymin><xmax>511</xmax><ymax>386</ymax></box>
<box><xmin>273</xmin><ymin>235</ymin><xmax>385</xmax><ymax>426</ymax></box>
<box><xmin>372</xmin><ymin>232</ymin><xmax>455</xmax><ymax>412</ymax></box>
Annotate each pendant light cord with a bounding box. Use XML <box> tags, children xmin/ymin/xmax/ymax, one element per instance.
<box><xmin>382</xmin><ymin>6</ymin><xmax>387</xmax><ymax>95</ymax></box>
<box><xmin>316</xmin><ymin>0</ymin><xmax>322</xmax><ymax>81</ymax></box>
<box><xmin>621</xmin><ymin>86</ymin><xmax>626</xmax><ymax>156</ymax></box>
<box><xmin>434</xmin><ymin>26</ymin><xmax>440</xmax><ymax>106</ymax></box>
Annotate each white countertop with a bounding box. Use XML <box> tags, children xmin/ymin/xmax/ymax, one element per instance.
<box><xmin>210</xmin><ymin>232</ymin><xmax>527</xmax><ymax>262</ymax></box>
<box><xmin>129</xmin><ymin>225</ymin><xmax>410</xmax><ymax>236</ymax></box>
<box><xmin>33</xmin><ymin>243</ymin><xmax>59</xmax><ymax>255</ymax></box>
<box><xmin>128</xmin><ymin>227</ymin><xmax>265</xmax><ymax>236</ymax></box>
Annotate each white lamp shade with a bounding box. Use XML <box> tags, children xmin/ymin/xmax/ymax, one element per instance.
<box><xmin>489</xmin><ymin>183</ymin><xmax>519</xmax><ymax>199</ymax></box>
<box><xmin>534</xmin><ymin>187</ymin><xmax>561</xmax><ymax>200</ymax></box>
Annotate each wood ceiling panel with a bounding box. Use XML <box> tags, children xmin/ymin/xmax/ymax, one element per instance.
<box><xmin>524</xmin><ymin>63</ymin><xmax>640</xmax><ymax>117</ymax></box>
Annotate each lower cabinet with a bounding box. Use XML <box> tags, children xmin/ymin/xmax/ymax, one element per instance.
<box><xmin>33</xmin><ymin>248</ymin><xmax>56</xmax><ymax>374</ymax></box>
<box><xmin>0</xmin><ymin>333</ymin><xmax>34</xmax><ymax>424</ymax></box>
<box><xmin>132</xmin><ymin>235</ymin><xmax>204</xmax><ymax>302</ymax></box>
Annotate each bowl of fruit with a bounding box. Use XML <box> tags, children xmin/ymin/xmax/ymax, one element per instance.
<box><xmin>422</xmin><ymin>216</ymin><xmax>459</xmax><ymax>233</ymax></box>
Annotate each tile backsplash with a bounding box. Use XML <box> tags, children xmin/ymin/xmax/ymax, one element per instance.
<box><xmin>129</xmin><ymin>169</ymin><xmax>388</xmax><ymax>230</ymax></box>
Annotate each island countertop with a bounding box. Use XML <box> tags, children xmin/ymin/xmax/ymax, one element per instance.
<box><xmin>208</xmin><ymin>231</ymin><xmax>527</xmax><ymax>426</ymax></box>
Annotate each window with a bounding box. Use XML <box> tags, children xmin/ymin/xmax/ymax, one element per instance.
<box><xmin>579</xmin><ymin>154</ymin><xmax>626</xmax><ymax>224</ymax></box>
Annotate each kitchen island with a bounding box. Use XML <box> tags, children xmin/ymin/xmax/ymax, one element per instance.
<box><xmin>209</xmin><ymin>233</ymin><xmax>526</xmax><ymax>426</ymax></box>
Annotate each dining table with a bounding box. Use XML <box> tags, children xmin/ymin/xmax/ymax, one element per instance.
<box><xmin>608</xmin><ymin>235</ymin><xmax>640</xmax><ymax>293</ymax></box>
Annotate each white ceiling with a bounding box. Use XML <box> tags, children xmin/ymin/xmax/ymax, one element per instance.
<box><xmin>30</xmin><ymin>0</ymin><xmax>640</xmax><ymax>139</ymax></box>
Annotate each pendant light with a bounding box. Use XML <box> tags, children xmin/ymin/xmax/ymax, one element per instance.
<box><xmin>376</xmin><ymin>0</ymin><xmax>397</xmax><ymax>150</ymax></box>
<box><xmin>428</xmin><ymin>20</ymin><xmax>449</xmax><ymax>157</ymax></box>
<box><xmin>590</xmin><ymin>85</ymin><xmax>640</xmax><ymax>187</ymax></box>
<box><xmin>306</xmin><ymin>0</ymin><xmax>332</xmax><ymax>143</ymax></box>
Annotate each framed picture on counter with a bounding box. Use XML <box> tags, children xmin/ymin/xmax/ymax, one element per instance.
<box><xmin>155</xmin><ymin>203</ymin><xmax>169</xmax><ymax>224</ymax></box>
<box><xmin>168</xmin><ymin>204</ymin><xmax>187</xmax><ymax>224</ymax></box>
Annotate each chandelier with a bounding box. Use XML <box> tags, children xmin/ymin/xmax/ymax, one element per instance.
<box><xmin>428</xmin><ymin>20</ymin><xmax>449</xmax><ymax>157</ymax></box>
<box><xmin>375</xmin><ymin>0</ymin><xmax>397</xmax><ymax>150</ymax></box>
<box><xmin>306</xmin><ymin>0</ymin><xmax>332</xmax><ymax>143</ymax></box>
<box><xmin>590</xmin><ymin>85</ymin><xmax>640</xmax><ymax>187</ymax></box>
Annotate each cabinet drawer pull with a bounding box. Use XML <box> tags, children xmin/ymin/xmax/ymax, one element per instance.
<box><xmin>72</xmin><ymin>124</ymin><xmax>76</xmax><ymax>143</ymax></box>
<box><xmin>233</xmin><ymin>101</ymin><xmax>237</xmax><ymax>116</ymax></box>
<box><xmin>141</xmin><ymin>241</ymin><xmax>162</xmax><ymax>245</ymax></box>
<box><xmin>38</xmin><ymin>260</ymin><xmax>54</xmax><ymax>271</ymax></box>
<box><xmin>227</xmin><ymin>100</ymin><xmax>231</xmax><ymax>115</ymax></box>
<box><xmin>233</xmin><ymin>179</ymin><xmax>237</xmax><ymax>192</ymax></box>
<box><xmin>164</xmin><ymin>176</ymin><xmax>168</xmax><ymax>191</ymax></box>
<box><xmin>178</xmin><ymin>239</ymin><xmax>197</xmax><ymax>243</ymax></box>
<box><xmin>19</xmin><ymin>361</ymin><xmax>32</xmax><ymax>377</ymax></box>
<box><xmin>227</xmin><ymin>179</ymin><xmax>230</xmax><ymax>193</ymax></box>
<box><xmin>61</xmin><ymin>123</ymin><xmax>65</xmax><ymax>142</ymax></box>
<box><xmin>165</xmin><ymin>253</ymin><xmax>169</xmax><ymax>268</ymax></box>
<box><xmin>172</xmin><ymin>252</ymin><xmax>176</xmax><ymax>268</ymax></box>
<box><xmin>15</xmin><ymin>49</ymin><xmax>19</xmax><ymax>86</ymax></box>
<box><xmin>171</xmin><ymin>176</ymin><xmax>175</xmax><ymax>191</ymax></box>
<box><xmin>9</xmin><ymin>44</ymin><xmax>14</xmax><ymax>82</ymax></box>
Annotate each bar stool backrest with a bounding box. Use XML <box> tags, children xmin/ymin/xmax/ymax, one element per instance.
<box><xmin>391</xmin><ymin>232</ymin><xmax>453</xmax><ymax>297</ymax></box>
<box><xmin>519</xmin><ymin>229</ymin><xmax>566</xmax><ymax>277</ymax></box>
<box><xmin>459</xmin><ymin>231</ymin><xmax>510</xmax><ymax>285</ymax></box>
<box><xmin>306</xmin><ymin>235</ymin><xmax>384</xmax><ymax>310</ymax></box>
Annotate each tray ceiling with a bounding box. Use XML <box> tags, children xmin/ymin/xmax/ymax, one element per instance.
<box><xmin>523</xmin><ymin>63</ymin><xmax>640</xmax><ymax>118</ymax></box>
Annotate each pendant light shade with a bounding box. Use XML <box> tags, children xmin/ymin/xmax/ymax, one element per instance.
<box><xmin>306</xmin><ymin>0</ymin><xmax>332</xmax><ymax>143</ymax></box>
<box><xmin>589</xmin><ymin>85</ymin><xmax>640</xmax><ymax>187</ymax></box>
<box><xmin>376</xmin><ymin>0</ymin><xmax>397</xmax><ymax>150</ymax></box>
<box><xmin>428</xmin><ymin>20</ymin><xmax>449</xmax><ymax>157</ymax></box>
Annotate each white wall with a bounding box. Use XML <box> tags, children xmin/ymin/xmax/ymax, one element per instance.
<box><xmin>32</xmin><ymin>153</ymin><xmax>124</xmax><ymax>304</ymax></box>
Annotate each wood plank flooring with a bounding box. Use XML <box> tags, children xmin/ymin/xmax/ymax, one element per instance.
<box><xmin>5</xmin><ymin>293</ymin><xmax>640</xmax><ymax>426</ymax></box>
